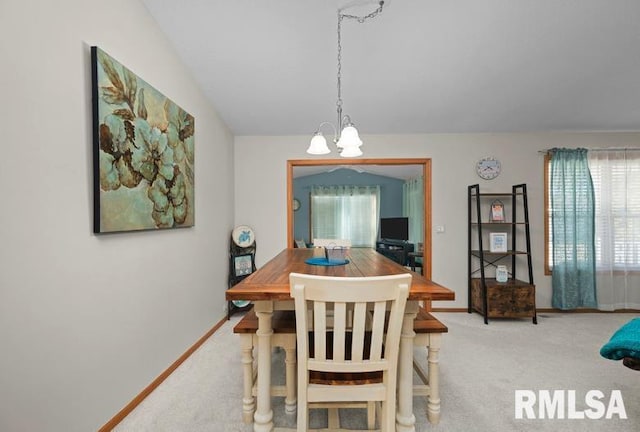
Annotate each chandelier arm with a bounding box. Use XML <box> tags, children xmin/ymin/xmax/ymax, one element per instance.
<box><xmin>314</xmin><ymin>121</ymin><xmax>338</xmax><ymax>141</ymax></box>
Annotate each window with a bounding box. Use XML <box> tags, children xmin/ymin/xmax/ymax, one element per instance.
<box><xmin>310</xmin><ymin>185</ymin><xmax>380</xmax><ymax>247</ymax></box>
<box><xmin>545</xmin><ymin>151</ymin><xmax>640</xmax><ymax>273</ymax></box>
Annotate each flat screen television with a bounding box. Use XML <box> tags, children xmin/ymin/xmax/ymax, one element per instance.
<box><xmin>380</xmin><ymin>217</ymin><xmax>409</xmax><ymax>241</ymax></box>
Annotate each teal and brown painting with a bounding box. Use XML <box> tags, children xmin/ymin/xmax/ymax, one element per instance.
<box><xmin>91</xmin><ymin>46</ymin><xmax>194</xmax><ymax>233</ymax></box>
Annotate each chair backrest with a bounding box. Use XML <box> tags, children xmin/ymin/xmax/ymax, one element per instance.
<box><xmin>312</xmin><ymin>238</ymin><xmax>352</xmax><ymax>248</ymax></box>
<box><xmin>289</xmin><ymin>273</ymin><xmax>410</xmax><ymax>376</ymax></box>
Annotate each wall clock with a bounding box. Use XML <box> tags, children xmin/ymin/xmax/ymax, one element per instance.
<box><xmin>476</xmin><ymin>157</ymin><xmax>501</xmax><ymax>180</ymax></box>
<box><xmin>293</xmin><ymin>198</ymin><xmax>301</xmax><ymax>212</ymax></box>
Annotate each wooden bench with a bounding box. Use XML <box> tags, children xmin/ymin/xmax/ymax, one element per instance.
<box><xmin>412</xmin><ymin>307</ymin><xmax>448</xmax><ymax>425</ymax></box>
<box><xmin>233</xmin><ymin>308</ymin><xmax>297</xmax><ymax>423</ymax></box>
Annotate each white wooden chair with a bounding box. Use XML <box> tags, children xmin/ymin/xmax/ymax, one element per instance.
<box><xmin>290</xmin><ymin>273</ymin><xmax>410</xmax><ymax>431</ymax></box>
<box><xmin>312</xmin><ymin>238</ymin><xmax>352</xmax><ymax>248</ymax></box>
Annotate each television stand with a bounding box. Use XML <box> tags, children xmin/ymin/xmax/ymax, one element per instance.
<box><xmin>376</xmin><ymin>240</ymin><xmax>414</xmax><ymax>266</ymax></box>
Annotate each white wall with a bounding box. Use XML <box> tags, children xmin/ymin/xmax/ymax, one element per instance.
<box><xmin>234</xmin><ymin>132</ymin><xmax>640</xmax><ymax>310</ymax></box>
<box><xmin>0</xmin><ymin>1</ymin><xmax>233</xmax><ymax>431</ymax></box>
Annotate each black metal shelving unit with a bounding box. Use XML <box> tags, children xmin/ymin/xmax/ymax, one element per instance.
<box><xmin>227</xmin><ymin>237</ymin><xmax>256</xmax><ymax>319</ymax></box>
<box><xmin>468</xmin><ymin>184</ymin><xmax>536</xmax><ymax>324</ymax></box>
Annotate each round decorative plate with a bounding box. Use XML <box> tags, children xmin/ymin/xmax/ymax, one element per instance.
<box><xmin>232</xmin><ymin>300</ymin><xmax>251</xmax><ymax>308</ymax></box>
<box><xmin>232</xmin><ymin>225</ymin><xmax>255</xmax><ymax>247</ymax></box>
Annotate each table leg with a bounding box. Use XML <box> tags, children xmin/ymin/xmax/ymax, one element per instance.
<box><xmin>253</xmin><ymin>301</ymin><xmax>274</xmax><ymax>432</ymax></box>
<box><xmin>396</xmin><ymin>301</ymin><xmax>418</xmax><ymax>432</ymax></box>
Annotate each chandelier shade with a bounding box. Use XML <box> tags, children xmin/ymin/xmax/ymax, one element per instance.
<box><xmin>307</xmin><ymin>132</ymin><xmax>331</xmax><ymax>155</ymax></box>
<box><xmin>336</xmin><ymin>124</ymin><xmax>363</xmax><ymax>149</ymax></box>
<box><xmin>340</xmin><ymin>144</ymin><xmax>364</xmax><ymax>158</ymax></box>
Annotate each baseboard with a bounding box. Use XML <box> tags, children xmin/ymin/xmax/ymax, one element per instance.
<box><xmin>536</xmin><ymin>308</ymin><xmax>640</xmax><ymax>313</ymax></box>
<box><xmin>98</xmin><ymin>316</ymin><xmax>228</xmax><ymax>431</ymax></box>
<box><xmin>431</xmin><ymin>307</ymin><xmax>640</xmax><ymax>313</ymax></box>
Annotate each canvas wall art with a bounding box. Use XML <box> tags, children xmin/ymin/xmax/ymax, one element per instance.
<box><xmin>91</xmin><ymin>46</ymin><xmax>195</xmax><ymax>233</ymax></box>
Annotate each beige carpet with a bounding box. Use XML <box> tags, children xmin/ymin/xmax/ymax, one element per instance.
<box><xmin>113</xmin><ymin>312</ymin><xmax>640</xmax><ymax>431</ymax></box>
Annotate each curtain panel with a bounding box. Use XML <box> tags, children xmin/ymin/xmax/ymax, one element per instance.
<box><xmin>310</xmin><ymin>185</ymin><xmax>380</xmax><ymax>247</ymax></box>
<box><xmin>550</xmin><ymin>148</ymin><xmax>597</xmax><ymax>310</ymax></box>
<box><xmin>588</xmin><ymin>150</ymin><xmax>640</xmax><ymax>310</ymax></box>
<box><xmin>402</xmin><ymin>176</ymin><xmax>424</xmax><ymax>246</ymax></box>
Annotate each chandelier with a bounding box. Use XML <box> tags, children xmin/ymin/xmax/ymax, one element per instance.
<box><xmin>306</xmin><ymin>1</ymin><xmax>385</xmax><ymax>158</ymax></box>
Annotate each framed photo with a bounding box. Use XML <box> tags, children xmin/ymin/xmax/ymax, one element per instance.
<box><xmin>490</xmin><ymin>200</ymin><xmax>505</xmax><ymax>222</ymax></box>
<box><xmin>234</xmin><ymin>254</ymin><xmax>254</xmax><ymax>277</ymax></box>
<box><xmin>489</xmin><ymin>232</ymin><xmax>508</xmax><ymax>253</ymax></box>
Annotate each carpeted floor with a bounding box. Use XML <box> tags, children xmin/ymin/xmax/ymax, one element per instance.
<box><xmin>113</xmin><ymin>312</ymin><xmax>640</xmax><ymax>431</ymax></box>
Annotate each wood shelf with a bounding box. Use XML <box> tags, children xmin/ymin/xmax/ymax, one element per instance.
<box><xmin>470</xmin><ymin>278</ymin><xmax>536</xmax><ymax>320</ymax></box>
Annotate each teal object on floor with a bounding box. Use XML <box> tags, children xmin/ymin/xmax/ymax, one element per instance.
<box><xmin>600</xmin><ymin>318</ymin><xmax>640</xmax><ymax>360</ymax></box>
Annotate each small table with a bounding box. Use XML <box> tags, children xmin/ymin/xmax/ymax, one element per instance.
<box><xmin>227</xmin><ymin>248</ymin><xmax>454</xmax><ymax>432</ymax></box>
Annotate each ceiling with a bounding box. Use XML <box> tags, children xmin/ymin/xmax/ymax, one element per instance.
<box><xmin>141</xmin><ymin>0</ymin><xmax>640</xmax><ymax>136</ymax></box>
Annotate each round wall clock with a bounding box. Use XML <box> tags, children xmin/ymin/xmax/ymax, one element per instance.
<box><xmin>232</xmin><ymin>225</ymin><xmax>256</xmax><ymax>247</ymax></box>
<box><xmin>476</xmin><ymin>157</ymin><xmax>501</xmax><ymax>180</ymax></box>
<box><xmin>293</xmin><ymin>198</ymin><xmax>301</xmax><ymax>212</ymax></box>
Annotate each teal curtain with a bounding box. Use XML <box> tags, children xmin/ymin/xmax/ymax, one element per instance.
<box><xmin>550</xmin><ymin>148</ymin><xmax>597</xmax><ymax>309</ymax></box>
<box><xmin>402</xmin><ymin>177</ymin><xmax>424</xmax><ymax>246</ymax></box>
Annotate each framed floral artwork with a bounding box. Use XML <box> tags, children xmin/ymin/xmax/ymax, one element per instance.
<box><xmin>91</xmin><ymin>46</ymin><xmax>195</xmax><ymax>233</ymax></box>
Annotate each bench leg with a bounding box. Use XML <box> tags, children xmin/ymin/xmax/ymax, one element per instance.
<box><xmin>240</xmin><ymin>335</ymin><xmax>255</xmax><ymax>424</ymax></box>
<box><xmin>427</xmin><ymin>334</ymin><xmax>441</xmax><ymax>424</ymax></box>
<box><xmin>284</xmin><ymin>345</ymin><xmax>297</xmax><ymax>414</ymax></box>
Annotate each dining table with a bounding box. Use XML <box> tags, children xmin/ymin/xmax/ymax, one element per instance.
<box><xmin>226</xmin><ymin>247</ymin><xmax>455</xmax><ymax>432</ymax></box>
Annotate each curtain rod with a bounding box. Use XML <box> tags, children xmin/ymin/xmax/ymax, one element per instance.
<box><xmin>538</xmin><ymin>147</ymin><xmax>640</xmax><ymax>154</ymax></box>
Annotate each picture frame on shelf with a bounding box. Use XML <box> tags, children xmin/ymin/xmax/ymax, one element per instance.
<box><xmin>233</xmin><ymin>254</ymin><xmax>254</xmax><ymax>277</ymax></box>
<box><xmin>489</xmin><ymin>232</ymin><xmax>508</xmax><ymax>253</ymax></box>
<box><xmin>490</xmin><ymin>199</ymin><xmax>505</xmax><ymax>222</ymax></box>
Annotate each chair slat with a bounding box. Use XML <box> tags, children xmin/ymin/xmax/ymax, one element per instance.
<box><xmin>369</xmin><ymin>301</ymin><xmax>386</xmax><ymax>361</ymax></box>
<box><xmin>333</xmin><ymin>302</ymin><xmax>347</xmax><ymax>361</ymax></box>
<box><xmin>314</xmin><ymin>301</ymin><xmax>326</xmax><ymax>360</ymax></box>
<box><xmin>351</xmin><ymin>302</ymin><xmax>366</xmax><ymax>361</ymax></box>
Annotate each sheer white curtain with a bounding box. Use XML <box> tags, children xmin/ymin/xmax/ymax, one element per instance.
<box><xmin>310</xmin><ymin>185</ymin><xmax>380</xmax><ymax>247</ymax></box>
<box><xmin>402</xmin><ymin>177</ymin><xmax>424</xmax><ymax>245</ymax></box>
<box><xmin>588</xmin><ymin>150</ymin><xmax>640</xmax><ymax>310</ymax></box>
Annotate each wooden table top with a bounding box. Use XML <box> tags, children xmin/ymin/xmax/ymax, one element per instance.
<box><xmin>226</xmin><ymin>248</ymin><xmax>455</xmax><ymax>302</ymax></box>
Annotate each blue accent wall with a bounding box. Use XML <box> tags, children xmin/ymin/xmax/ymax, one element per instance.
<box><xmin>293</xmin><ymin>168</ymin><xmax>404</xmax><ymax>243</ymax></box>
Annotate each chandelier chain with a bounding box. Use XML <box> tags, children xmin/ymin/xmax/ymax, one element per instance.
<box><xmin>336</xmin><ymin>1</ymin><xmax>384</xmax><ymax>129</ymax></box>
